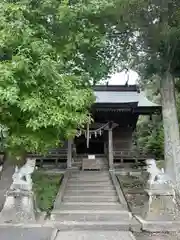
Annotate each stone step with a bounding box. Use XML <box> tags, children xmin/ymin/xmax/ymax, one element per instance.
<box><xmin>71</xmin><ymin>171</ymin><xmax>110</xmax><ymax>176</ymax></box>
<box><xmin>62</xmin><ymin>202</ymin><xmax>120</xmax><ymax>206</ymax></box>
<box><xmin>51</xmin><ymin>211</ymin><xmax>131</xmax><ymax>221</ymax></box>
<box><xmin>69</xmin><ymin>176</ymin><xmax>111</xmax><ymax>181</ymax></box>
<box><xmin>49</xmin><ymin>220</ymin><xmax>132</xmax><ymax>231</ymax></box>
<box><xmin>56</xmin><ymin>203</ymin><xmax>124</xmax><ymax>210</ymax></box>
<box><xmin>67</xmin><ymin>182</ymin><xmax>113</xmax><ymax>187</ymax></box>
<box><xmin>68</xmin><ymin>179</ymin><xmax>112</xmax><ymax>184</ymax></box>
<box><xmin>64</xmin><ymin>190</ymin><xmax>117</xmax><ymax>196</ymax></box>
<box><xmin>63</xmin><ymin>195</ymin><xmax>118</xmax><ymax>202</ymax></box>
<box><xmin>69</xmin><ymin>174</ymin><xmax>110</xmax><ymax>178</ymax></box>
<box><xmin>55</xmin><ymin>231</ymin><xmax>136</xmax><ymax>240</ymax></box>
<box><xmin>66</xmin><ymin>186</ymin><xmax>115</xmax><ymax>191</ymax></box>
<box><xmin>70</xmin><ymin>172</ymin><xmax>109</xmax><ymax>175</ymax></box>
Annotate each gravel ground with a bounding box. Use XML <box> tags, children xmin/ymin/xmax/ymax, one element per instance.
<box><xmin>117</xmin><ymin>174</ymin><xmax>148</xmax><ymax>217</ymax></box>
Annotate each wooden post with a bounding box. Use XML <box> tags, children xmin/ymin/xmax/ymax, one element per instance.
<box><xmin>108</xmin><ymin>127</ymin><xmax>114</xmax><ymax>170</ymax></box>
<box><xmin>40</xmin><ymin>158</ymin><xmax>43</xmax><ymax>168</ymax></box>
<box><xmin>72</xmin><ymin>139</ymin><xmax>75</xmax><ymax>164</ymax></box>
<box><xmin>67</xmin><ymin>139</ymin><xmax>72</xmax><ymax>168</ymax></box>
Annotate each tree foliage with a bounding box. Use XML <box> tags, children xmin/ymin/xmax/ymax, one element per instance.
<box><xmin>135</xmin><ymin>76</ymin><xmax>180</xmax><ymax>160</ymax></box>
<box><xmin>0</xmin><ymin>0</ymin><xmax>117</xmax><ymax>155</ymax></box>
<box><xmin>134</xmin><ymin>77</ymin><xmax>164</xmax><ymax>159</ymax></box>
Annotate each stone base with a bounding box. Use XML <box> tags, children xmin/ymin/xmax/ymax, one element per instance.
<box><xmin>136</xmin><ymin>184</ymin><xmax>180</xmax><ymax>232</ymax></box>
<box><xmin>10</xmin><ymin>182</ymin><xmax>32</xmax><ymax>191</ymax></box>
<box><xmin>0</xmin><ymin>189</ymin><xmax>37</xmax><ymax>223</ymax></box>
<box><xmin>145</xmin><ymin>183</ymin><xmax>174</xmax><ymax>194</ymax></box>
<box><xmin>136</xmin><ymin>215</ymin><xmax>180</xmax><ymax>232</ymax></box>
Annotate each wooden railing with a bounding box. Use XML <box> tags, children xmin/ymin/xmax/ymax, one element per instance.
<box><xmin>0</xmin><ymin>149</ymin><xmax>155</xmax><ymax>168</ymax></box>
<box><xmin>113</xmin><ymin>149</ymin><xmax>154</xmax><ymax>160</ymax></box>
<box><xmin>27</xmin><ymin>149</ymin><xmax>67</xmax><ymax>159</ymax></box>
<box><xmin>27</xmin><ymin>149</ymin><xmax>67</xmax><ymax>167</ymax></box>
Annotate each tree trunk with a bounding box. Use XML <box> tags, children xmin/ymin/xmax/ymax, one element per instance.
<box><xmin>160</xmin><ymin>71</ymin><xmax>180</xmax><ymax>183</ymax></box>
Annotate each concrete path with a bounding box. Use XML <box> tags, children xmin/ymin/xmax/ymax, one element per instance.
<box><xmin>0</xmin><ymin>227</ymin><xmax>137</xmax><ymax>240</ymax></box>
<box><xmin>0</xmin><ymin>227</ymin><xmax>55</xmax><ymax>240</ymax></box>
<box><xmin>55</xmin><ymin>231</ymin><xmax>136</xmax><ymax>240</ymax></box>
<box><xmin>0</xmin><ymin>226</ymin><xmax>179</xmax><ymax>240</ymax></box>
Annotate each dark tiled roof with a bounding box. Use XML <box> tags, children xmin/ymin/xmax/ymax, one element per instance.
<box><xmin>93</xmin><ymin>85</ymin><xmax>159</xmax><ymax>107</ymax></box>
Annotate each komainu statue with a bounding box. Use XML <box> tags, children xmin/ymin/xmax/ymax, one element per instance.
<box><xmin>10</xmin><ymin>158</ymin><xmax>36</xmax><ymax>191</ymax></box>
<box><xmin>146</xmin><ymin>159</ymin><xmax>170</xmax><ymax>185</ymax></box>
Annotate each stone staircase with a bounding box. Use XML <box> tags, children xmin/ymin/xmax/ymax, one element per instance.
<box><xmin>50</xmin><ymin>170</ymin><xmax>136</xmax><ymax>230</ymax></box>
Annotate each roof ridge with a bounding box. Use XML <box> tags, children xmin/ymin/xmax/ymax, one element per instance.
<box><xmin>93</xmin><ymin>85</ymin><xmax>138</xmax><ymax>92</ymax></box>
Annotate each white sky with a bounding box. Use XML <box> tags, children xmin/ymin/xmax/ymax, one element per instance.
<box><xmin>106</xmin><ymin>70</ymin><xmax>139</xmax><ymax>85</ymax></box>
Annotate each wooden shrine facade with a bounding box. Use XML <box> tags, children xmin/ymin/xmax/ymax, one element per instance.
<box><xmin>31</xmin><ymin>85</ymin><xmax>161</xmax><ymax>169</ymax></box>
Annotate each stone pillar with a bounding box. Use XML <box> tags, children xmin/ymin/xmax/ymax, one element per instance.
<box><xmin>67</xmin><ymin>139</ymin><xmax>72</xmax><ymax>168</ymax></box>
<box><xmin>108</xmin><ymin>127</ymin><xmax>114</xmax><ymax>170</ymax></box>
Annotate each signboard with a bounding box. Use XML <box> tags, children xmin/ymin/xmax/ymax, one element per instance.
<box><xmin>88</xmin><ymin>155</ymin><xmax>95</xmax><ymax>160</ymax></box>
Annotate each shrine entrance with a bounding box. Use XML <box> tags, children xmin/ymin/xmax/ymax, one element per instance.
<box><xmin>75</xmin><ymin>135</ymin><xmax>105</xmax><ymax>155</ymax></box>
<box><xmin>74</xmin><ymin>122</ymin><xmax>109</xmax><ymax>157</ymax></box>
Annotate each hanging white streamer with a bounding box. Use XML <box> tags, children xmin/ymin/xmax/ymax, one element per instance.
<box><xmin>76</xmin><ymin>122</ymin><xmax>111</xmax><ymax>149</ymax></box>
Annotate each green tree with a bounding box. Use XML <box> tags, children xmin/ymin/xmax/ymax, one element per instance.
<box><xmin>0</xmin><ymin>0</ymin><xmax>114</xmax><ymax>159</ymax></box>
<box><xmin>105</xmin><ymin>0</ymin><xmax>180</xmax><ymax>184</ymax></box>
<box><xmin>134</xmin><ymin>1</ymin><xmax>180</xmax><ymax>183</ymax></box>
<box><xmin>134</xmin><ymin>77</ymin><xmax>164</xmax><ymax>159</ymax></box>
<box><xmin>135</xmin><ymin>75</ymin><xmax>163</xmax><ymax>159</ymax></box>
<box><xmin>135</xmin><ymin>76</ymin><xmax>180</xmax><ymax>162</ymax></box>
<box><xmin>135</xmin><ymin>116</ymin><xmax>164</xmax><ymax>159</ymax></box>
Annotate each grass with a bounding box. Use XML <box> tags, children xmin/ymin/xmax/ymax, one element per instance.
<box><xmin>32</xmin><ymin>171</ymin><xmax>63</xmax><ymax>213</ymax></box>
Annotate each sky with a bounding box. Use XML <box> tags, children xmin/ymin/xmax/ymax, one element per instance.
<box><xmin>107</xmin><ymin>70</ymin><xmax>139</xmax><ymax>85</ymax></box>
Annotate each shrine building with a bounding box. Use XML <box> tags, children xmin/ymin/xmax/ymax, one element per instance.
<box><xmin>33</xmin><ymin>85</ymin><xmax>161</xmax><ymax>169</ymax></box>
